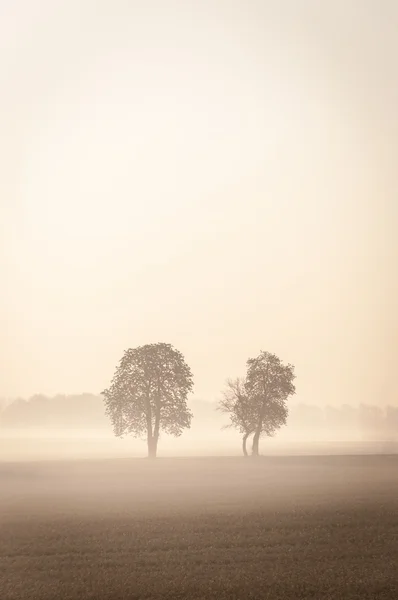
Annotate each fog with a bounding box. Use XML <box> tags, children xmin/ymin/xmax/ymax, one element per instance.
<box><xmin>1</xmin><ymin>395</ymin><xmax>397</xmax><ymax>462</ymax></box>
<box><xmin>2</xmin><ymin>2</ymin><xmax>398</xmax><ymax>598</ymax></box>
<box><xmin>2</xmin><ymin>0</ymin><xmax>397</xmax><ymax>412</ymax></box>
<box><xmin>1</xmin><ymin>0</ymin><xmax>397</xmax><ymax>465</ymax></box>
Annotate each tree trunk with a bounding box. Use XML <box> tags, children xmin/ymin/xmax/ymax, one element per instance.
<box><xmin>148</xmin><ymin>407</ymin><xmax>160</xmax><ymax>459</ymax></box>
<box><xmin>252</xmin><ymin>408</ymin><xmax>265</xmax><ymax>457</ymax></box>
<box><xmin>147</xmin><ymin>435</ymin><xmax>158</xmax><ymax>459</ymax></box>
<box><xmin>144</xmin><ymin>390</ymin><xmax>154</xmax><ymax>458</ymax></box>
<box><xmin>252</xmin><ymin>433</ymin><xmax>259</xmax><ymax>456</ymax></box>
<box><xmin>242</xmin><ymin>432</ymin><xmax>250</xmax><ymax>457</ymax></box>
<box><xmin>252</xmin><ymin>426</ymin><xmax>261</xmax><ymax>456</ymax></box>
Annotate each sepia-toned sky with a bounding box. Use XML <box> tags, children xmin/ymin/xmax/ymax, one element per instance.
<box><xmin>1</xmin><ymin>0</ymin><xmax>397</xmax><ymax>406</ymax></box>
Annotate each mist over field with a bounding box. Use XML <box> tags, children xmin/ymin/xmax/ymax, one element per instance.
<box><xmin>1</xmin><ymin>395</ymin><xmax>397</xmax><ymax>461</ymax></box>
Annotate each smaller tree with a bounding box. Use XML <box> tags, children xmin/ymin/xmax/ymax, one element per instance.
<box><xmin>218</xmin><ymin>378</ymin><xmax>256</xmax><ymax>456</ymax></box>
<box><xmin>246</xmin><ymin>351</ymin><xmax>295</xmax><ymax>456</ymax></box>
<box><xmin>220</xmin><ymin>351</ymin><xmax>296</xmax><ymax>457</ymax></box>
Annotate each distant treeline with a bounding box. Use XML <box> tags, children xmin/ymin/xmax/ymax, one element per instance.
<box><xmin>287</xmin><ymin>403</ymin><xmax>398</xmax><ymax>441</ymax></box>
<box><xmin>0</xmin><ymin>395</ymin><xmax>397</xmax><ymax>440</ymax></box>
<box><xmin>0</xmin><ymin>395</ymin><xmax>109</xmax><ymax>429</ymax></box>
<box><xmin>0</xmin><ymin>395</ymin><xmax>221</xmax><ymax>431</ymax></box>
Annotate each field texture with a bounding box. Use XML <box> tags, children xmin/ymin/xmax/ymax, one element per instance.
<box><xmin>0</xmin><ymin>455</ymin><xmax>397</xmax><ymax>599</ymax></box>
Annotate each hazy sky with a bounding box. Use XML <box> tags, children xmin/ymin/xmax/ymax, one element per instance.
<box><xmin>1</xmin><ymin>1</ymin><xmax>397</xmax><ymax>405</ymax></box>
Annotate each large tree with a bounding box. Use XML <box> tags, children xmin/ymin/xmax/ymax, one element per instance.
<box><xmin>102</xmin><ymin>343</ymin><xmax>194</xmax><ymax>458</ymax></box>
<box><xmin>246</xmin><ymin>351</ymin><xmax>295</xmax><ymax>456</ymax></box>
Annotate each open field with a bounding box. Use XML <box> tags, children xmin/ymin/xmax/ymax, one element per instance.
<box><xmin>1</xmin><ymin>455</ymin><xmax>398</xmax><ymax>599</ymax></box>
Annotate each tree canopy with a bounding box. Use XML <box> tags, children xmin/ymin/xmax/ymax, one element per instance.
<box><xmin>246</xmin><ymin>351</ymin><xmax>295</xmax><ymax>455</ymax></box>
<box><xmin>219</xmin><ymin>351</ymin><xmax>296</xmax><ymax>456</ymax></box>
<box><xmin>102</xmin><ymin>342</ymin><xmax>194</xmax><ymax>458</ymax></box>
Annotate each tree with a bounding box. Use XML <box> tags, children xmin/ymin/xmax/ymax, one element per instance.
<box><xmin>218</xmin><ymin>378</ymin><xmax>256</xmax><ymax>456</ymax></box>
<box><xmin>245</xmin><ymin>351</ymin><xmax>295</xmax><ymax>456</ymax></box>
<box><xmin>102</xmin><ymin>343</ymin><xmax>194</xmax><ymax>458</ymax></box>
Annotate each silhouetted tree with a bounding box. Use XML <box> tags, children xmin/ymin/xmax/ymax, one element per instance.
<box><xmin>218</xmin><ymin>378</ymin><xmax>256</xmax><ymax>456</ymax></box>
<box><xmin>245</xmin><ymin>351</ymin><xmax>296</xmax><ymax>456</ymax></box>
<box><xmin>102</xmin><ymin>343</ymin><xmax>194</xmax><ymax>458</ymax></box>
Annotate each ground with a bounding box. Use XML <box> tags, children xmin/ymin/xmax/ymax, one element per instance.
<box><xmin>0</xmin><ymin>455</ymin><xmax>397</xmax><ymax>599</ymax></box>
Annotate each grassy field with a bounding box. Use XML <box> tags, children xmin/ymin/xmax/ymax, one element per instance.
<box><xmin>1</xmin><ymin>455</ymin><xmax>397</xmax><ymax>599</ymax></box>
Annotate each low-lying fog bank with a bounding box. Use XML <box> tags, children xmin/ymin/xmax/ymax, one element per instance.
<box><xmin>1</xmin><ymin>428</ymin><xmax>397</xmax><ymax>462</ymax></box>
<box><xmin>2</xmin><ymin>397</ymin><xmax>397</xmax><ymax>461</ymax></box>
